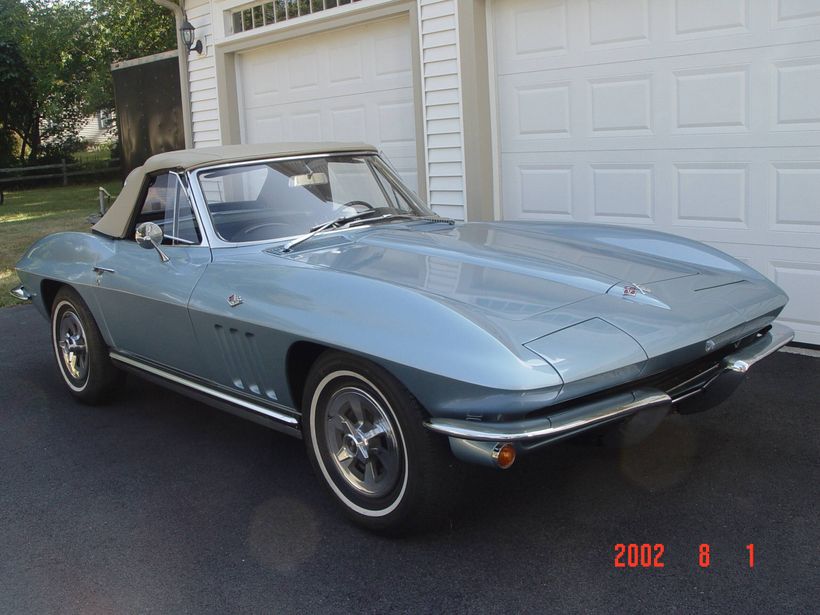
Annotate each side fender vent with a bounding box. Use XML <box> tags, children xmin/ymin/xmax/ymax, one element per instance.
<box><xmin>213</xmin><ymin>324</ymin><xmax>278</xmax><ymax>400</ymax></box>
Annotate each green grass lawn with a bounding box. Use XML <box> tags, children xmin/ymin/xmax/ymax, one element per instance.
<box><xmin>0</xmin><ymin>181</ymin><xmax>121</xmax><ymax>308</ymax></box>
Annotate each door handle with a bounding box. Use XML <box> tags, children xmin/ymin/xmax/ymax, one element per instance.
<box><xmin>92</xmin><ymin>266</ymin><xmax>115</xmax><ymax>274</ymax></box>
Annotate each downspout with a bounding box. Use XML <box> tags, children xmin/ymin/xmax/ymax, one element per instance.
<box><xmin>153</xmin><ymin>0</ymin><xmax>194</xmax><ymax>148</ymax></box>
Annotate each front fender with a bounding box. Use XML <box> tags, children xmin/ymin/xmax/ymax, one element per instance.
<box><xmin>188</xmin><ymin>256</ymin><xmax>563</xmax><ymax>413</ymax></box>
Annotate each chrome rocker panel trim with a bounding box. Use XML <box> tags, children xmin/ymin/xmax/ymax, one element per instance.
<box><xmin>109</xmin><ymin>351</ymin><xmax>301</xmax><ymax>434</ymax></box>
<box><xmin>425</xmin><ymin>324</ymin><xmax>794</xmax><ymax>445</ymax></box>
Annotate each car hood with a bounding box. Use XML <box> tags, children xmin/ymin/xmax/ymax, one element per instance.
<box><xmin>278</xmin><ymin>221</ymin><xmax>719</xmax><ymax>327</ymax></box>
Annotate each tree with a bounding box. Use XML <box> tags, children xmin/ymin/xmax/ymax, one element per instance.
<box><xmin>0</xmin><ymin>39</ymin><xmax>35</xmax><ymax>164</ymax></box>
<box><xmin>0</xmin><ymin>0</ymin><xmax>33</xmax><ymax>162</ymax></box>
<box><xmin>22</xmin><ymin>0</ymin><xmax>96</xmax><ymax>158</ymax></box>
<box><xmin>0</xmin><ymin>0</ymin><xmax>176</xmax><ymax>163</ymax></box>
<box><xmin>0</xmin><ymin>0</ymin><xmax>95</xmax><ymax>161</ymax></box>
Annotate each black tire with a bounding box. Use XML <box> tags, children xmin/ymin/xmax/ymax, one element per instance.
<box><xmin>302</xmin><ymin>351</ymin><xmax>456</xmax><ymax>534</ymax></box>
<box><xmin>51</xmin><ymin>286</ymin><xmax>122</xmax><ymax>404</ymax></box>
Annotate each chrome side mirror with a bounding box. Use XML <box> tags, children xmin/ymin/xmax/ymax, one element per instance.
<box><xmin>135</xmin><ymin>222</ymin><xmax>170</xmax><ymax>262</ymax></box>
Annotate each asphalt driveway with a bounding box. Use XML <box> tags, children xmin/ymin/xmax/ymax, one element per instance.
<box><xmin>1</xmin><ymin>304</ymin><xmax>817</xmax><ymax>614</ymax></box>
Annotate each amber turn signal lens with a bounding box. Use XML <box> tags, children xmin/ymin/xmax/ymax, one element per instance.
<box><xmin>493</xmin><ymin>443</ymin><xmax>516</xmax><ymax>469</ymax></box>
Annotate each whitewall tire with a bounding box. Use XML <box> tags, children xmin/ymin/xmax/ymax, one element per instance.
<box><xmin>302</xmin><ymin>352</ymin><xmax>455</xmax><ymax>533</ymax></box>
<box><xmin>51</xmin><ymin>287</ymin><xmax>122</xmax><ymax>404</ymax></box>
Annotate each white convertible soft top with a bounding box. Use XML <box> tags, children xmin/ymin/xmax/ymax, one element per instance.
<box><xmin>92</xmin><ymin>142</ymin><xmax>378</xmax><ymax>239</ymax></box>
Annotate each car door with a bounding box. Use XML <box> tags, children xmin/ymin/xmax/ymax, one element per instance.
<box><xmin>93</xmin><ymin>171</ymin><xmax>212</xmax><ymax>376</ymax></box>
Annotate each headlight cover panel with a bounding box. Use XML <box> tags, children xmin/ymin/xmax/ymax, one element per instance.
<box><xmin>524</xmin><ymin>318</ymin><xmax>648</xmax><ymax>393</ymax></box>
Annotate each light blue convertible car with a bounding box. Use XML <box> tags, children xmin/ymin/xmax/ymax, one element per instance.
<box><xmin>13</xmin><ymin>143</ymin><xmax>793</xmax><ymax>531</ymax></box>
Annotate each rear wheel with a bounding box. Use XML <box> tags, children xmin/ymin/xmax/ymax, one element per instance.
<box><xmin>51</xmin><ymin>287</ymin><xmax>122</xmax><ymax>404</ymax></box>
<box><xmin>302</xmin><ymin>351</ymin><xmax>455</xmax><ymax>534</ymax></box>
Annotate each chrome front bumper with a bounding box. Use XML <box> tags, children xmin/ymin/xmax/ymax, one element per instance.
<box><xmin>425</xmin><ymin>324</ymin><xmax>794</xmax><ymax>452</ymax></box>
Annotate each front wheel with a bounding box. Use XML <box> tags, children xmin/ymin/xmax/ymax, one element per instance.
<box><xmin>302</xmin><ymin>352</ymin><xmax>455</xmax><ymax>533</ymax></box>
<box><xmin>51</xmin><ymin>287</ymin><xmax>122</xmax><ymax>404</ymax></box>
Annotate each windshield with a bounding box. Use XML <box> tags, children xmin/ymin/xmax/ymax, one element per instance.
<box><xmin>195</xmin><ymin>154</ymin><xmax>432</xmax><ymax>243</ymax></box>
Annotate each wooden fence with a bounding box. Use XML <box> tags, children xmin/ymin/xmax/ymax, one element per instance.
<box><xmin>0</xmin><ymin>158</ymin><xmax>121</xmax><ymax>204</ymax></box>
<box><xmin>0</xmin><ymin>158</ymin><xmax>121</xmax><ymax>185</ymax></box>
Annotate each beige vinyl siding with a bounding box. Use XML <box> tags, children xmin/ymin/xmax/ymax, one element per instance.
<box><xmin>418</xmin><ymin>0</ymin><xmax>465</xmax><ymax>219</ymax></box>
<box><xmin>187</xmin><ymin>0</ymin><xmax>221</xmax><ymax>147</ymax></box>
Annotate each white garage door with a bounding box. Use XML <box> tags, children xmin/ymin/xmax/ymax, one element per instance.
<box><xmin>492</xmin><ymin>0</ymin><xmax>820</xmax><ymax>344</ymax></box>
<box><xmin>236</xmin><ymin>15</ymin><xmax>419</xmax><ymax>191</ymax></box>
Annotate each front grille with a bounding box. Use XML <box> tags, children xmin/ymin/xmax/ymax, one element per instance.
<box><xmin>646</xmin><ymin>326</ymin><xmax>767</xmax><ymax>396</ymax></box>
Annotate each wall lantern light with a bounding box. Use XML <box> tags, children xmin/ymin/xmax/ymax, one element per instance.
<box><xmin>180</xmin><ymin>19</ymin><xmax>203</xmax><ymax>54</ymax></box>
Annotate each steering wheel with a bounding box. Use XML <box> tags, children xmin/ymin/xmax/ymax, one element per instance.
<box><xmin>237</xmin><ymin>222</ymin><xmax>291</xmax><ymax>241</ymax></box>
<box><xmin>340</xmin><ymin>200</ymin><xmax>376</xmax><ymax>213</ymax></box>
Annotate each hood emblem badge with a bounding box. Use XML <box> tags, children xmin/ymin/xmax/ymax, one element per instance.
<box><xmin>705</xmin><ymin>339</ymin><xmax>716</xmax><ymax>353</ymax></box>
<box><xmin>623</xmin><ymin>283</ymin><xmax>651</xmax><ymax>297</ymax></box>
<box><xmin>227</xmin><ymin>293</ymin><xmax>243</xmax><ymax>307</ymax></box>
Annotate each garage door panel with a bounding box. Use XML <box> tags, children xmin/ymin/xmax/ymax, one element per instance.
<box><xmin>589</xmin><ymin>75</ymin><xmax>654</xmax><ymax>135</ymax></box>
<box><xmin>328</xmin><ymin>39</ymin><xmax>365</xmax><ymax>87</ymax></box>
<box><xmin>767</xmin><ymin>255</ymin><xmax>820</xmax><ymax>345</ymax></box>
<box><xmin>237</xmin><ymin>14</ymin><xmax>418</xmax><ymax>192</ymax></box>
<box><xmin>773</xmin><ymin>57</ymin><xmax>820</xmax><ymax>130</ymax></box>
<box><xmin>674</xmin><ymin>66</ymin><xmax>750</xmax><ymax>133</ymax></box>
<box><xmin>499</xmin><ymin>42</ymin><xmax>820</xmax><ymax>155</ymax></box>
<box><xmin>674</xmin><ymin>0</ymin><xmax>749</xmax><ymax>38</ymax></box>
<box><xmin>240</xmin><ymin>20</ymin><xmax>411</xmax><ymax>110</ymax></box>
<box><xmin>500</xmin><ymin>148</ymin><xmax>820</xmax><ymax>247</ymax></box>
<box><xmin>587</xmin><ymin>0</ymin><xmax>650</xmax><ymax>48</ymax></box>
<box><xmin>590</xmin><ymin>164</ymin><xmax>655</xmax><ymax>223</ymax></box>
<box><xmin>244</xmin><ymin>96</ymin><xmax>416</xmax><ymax>159</ymax></box>
<box><xmin>500</xmin><ymin>162</ymin><xmax>576</xmax><ymax>220</ymax></box>
<box><xmin>246</xmin><ymin>111</ymin><xmax>285</xmax><ymax>141</ymax></box>
<box><xmin>289</xmin><ymin>111</ymin><xmax>323</xmax><ymax>141</ymax></box>
<box><xmin>775</xmin><ymin>0</ymin><xmax>820</xmax><ymax>28</ymax></box>
<box><xmin>673</xmin><ymin>163</ymin><xmax>751</xmax><ymax>229</ymax></box>
<box><xmin>238</xmin><ymin>55</ymin><xmax>281</xmax><ymax>105</ymax></box>
<box><xmin>329</xmin><ymin>106</ymin><xmax>368</xmax><ymax>142</ymax></box>
<box><xmin>503</xmin><ymin>82</ymin><xmax>572</xmax><ymax>140</ymax></box>
<box><xmin>770</xmin><ymin>162</ymin><xmax>820</xmax><ymax>229</ymax></box>
<box><xmin>493</xmin><ymin>0</ymin><xmax>569</xmax><ymax>71</ymax></box>
<box><xmin>500</xmin><ymin>130</ymin><xmax>818</xmax><ymax>155</ymax></box>
<box><xmin>373</xmin><ymin>26</ymin><xmax>413</xmax><ymax>79</ymax></box>
<box><xmin>375</xmin><ymin>98</ymin><xmax>417</xmax><ymax>147</ymax></box>
<box><xmin>493</xmin><ymin>0</ymin><xmax>820</xmax><ymax>76</ymax></box>
<box><xmin>286</xmin><ymin>49</ymin><xmax>321</xmax><ymax>92</ymax></box>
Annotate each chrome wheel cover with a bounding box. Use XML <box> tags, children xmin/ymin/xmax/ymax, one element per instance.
<box><xmin>323</xmin><ymin>386</ymin><xmax>401</xmax><ymax>498</ymax></box>
<box><xmin>56</xmin><ymin>310</ymin><xmax>88</xmax><ymax>383</ymax></box>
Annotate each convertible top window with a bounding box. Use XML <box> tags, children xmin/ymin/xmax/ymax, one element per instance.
<box><xmin>134</xmin><ymin>173</ymin><xmax>201</xmax><ymax>246</ymax></box>
<box><xmin>196</xmin><ymin>155</ymin><xmax>431</xmax><ymax>243</ymax></box>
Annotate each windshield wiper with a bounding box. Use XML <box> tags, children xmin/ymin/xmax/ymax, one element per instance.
<box><xmin>345</xmin><ymin>213</ymin><xmax>456</xmax><ymax>228</ymax></box>
<box><xmin>282</xmin><ymin>210</ymin><xmax>382</xmax><ymax>252</ymax></box>
<box><xmin>408</xmin><ymin>215</ymin><xmax>455</xmax><ymax>225</ymax></box>
<box><xmin>281</xmin><ymin>211</ymin><xmax>455</xmax><ymax>253</ymax></box>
